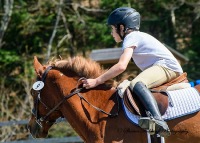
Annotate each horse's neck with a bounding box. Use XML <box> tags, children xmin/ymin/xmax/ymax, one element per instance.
<box><xmin>61</xmin><ymin>87</ymin><xmax>117</xmax><ymax>141</ymax></box>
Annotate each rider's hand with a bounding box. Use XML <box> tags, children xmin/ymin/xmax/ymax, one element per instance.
<box><xmin>82</xmin><ymin>78</ymin><xmax>98</xmax><ymax>89</ymax></box>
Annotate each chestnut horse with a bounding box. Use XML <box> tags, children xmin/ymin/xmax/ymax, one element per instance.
<box><xmin>28</xmin><ymin>56</ymin><xmax>200</xmax><ymax>143</ymax></box>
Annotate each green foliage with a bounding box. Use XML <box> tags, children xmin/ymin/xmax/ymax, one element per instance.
<box><xmin>0</xmin><ymin>49</ymin><xmax>21</xmax><ymax>84</ymax></box>
<box><xmin>0</xmin><ymin>49</ymin><xmax>20</xmax><ymax>66</ymax></box>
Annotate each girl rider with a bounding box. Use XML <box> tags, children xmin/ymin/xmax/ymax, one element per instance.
<box><xmin>82</xmin><ymin>7</ymin><xmax>183</xmax><ymax>137</ymax></box>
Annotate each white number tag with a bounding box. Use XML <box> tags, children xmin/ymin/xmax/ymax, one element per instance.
<box><xmin>32</xmin><ymin>81</ymin><xmax>44</xmax><ymax>91</ymax></box>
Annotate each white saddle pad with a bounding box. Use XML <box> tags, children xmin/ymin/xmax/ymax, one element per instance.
<box><xmin>121</xmin><ymin>87</ymin><xmax>200</xmax><ymax>125</ymax></box>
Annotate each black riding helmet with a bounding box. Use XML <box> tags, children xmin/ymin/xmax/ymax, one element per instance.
<box><xmin>107</xmin><ymin>7</ymin><xmax>140</xmax><ymax>39</ymax></box>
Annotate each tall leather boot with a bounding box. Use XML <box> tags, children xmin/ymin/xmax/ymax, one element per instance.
<box><xmin>131</xmin><ymin>81</ymin><xmax>171</xmax><ymax>137</ymax></box>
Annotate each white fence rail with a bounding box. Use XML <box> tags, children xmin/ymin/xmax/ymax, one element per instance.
<box><xmin>0</xmin><ymin>119</ymin><xmax>83</xmax><ymax>143</ymax></box>
<box><xmin>0</xmin><ymin>120</ymin><xmax>28</xmax><ymax>127</ymax></box>
<box><xmin>3</xmin><ymin>137</ymin><xmax>83</xmax><ymax>143</ymax></box>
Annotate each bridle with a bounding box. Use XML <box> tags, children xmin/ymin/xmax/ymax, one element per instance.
<box><xmin>31</xmin><ymin>66</ymin><xmax>120</xmax><ymax>127</ymax></box>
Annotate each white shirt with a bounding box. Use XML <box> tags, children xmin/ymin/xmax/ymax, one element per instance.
<box><xmin>122</xmin><ymin>31</ymin><xmax>183</xmax><ymax>73</ymax></box>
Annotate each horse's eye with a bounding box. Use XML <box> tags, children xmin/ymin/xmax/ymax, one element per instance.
<box><xmin>30</xmin><ymin>88</ymin><xmax>38</xmax><ymax>96</ymax></box>
<box><xmin>30</xmin><ymin>89</ymin><xmax>34</xmax><ymax>96</ymax></box>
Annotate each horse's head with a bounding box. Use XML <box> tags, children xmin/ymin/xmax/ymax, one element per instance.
<box><xmin>28</xmin><ymin>57</ymin><xmax>65</xmax><ymax>138</ymax></box>
<box><xmin>28</xmin><ymin>56</ymin><xmax>116</xmax><ymax>138</ymax></box>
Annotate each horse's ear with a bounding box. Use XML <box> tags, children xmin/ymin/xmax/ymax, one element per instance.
<box><xmin>33</xmin><ymin>56</ymin><xmax>45</xmax><ymax>78</ymax></box>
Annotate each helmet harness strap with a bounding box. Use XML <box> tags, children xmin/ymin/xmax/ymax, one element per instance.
<box><xmin>116</xmin><ymin>25</ymin><xmax>130</xmax><ymax>40</ymax></box>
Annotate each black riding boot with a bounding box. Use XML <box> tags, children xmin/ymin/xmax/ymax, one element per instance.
<box><xmin>132</xmin><ymin>81</ymin><xmax>171</xmax><ymax>137</ymax></box>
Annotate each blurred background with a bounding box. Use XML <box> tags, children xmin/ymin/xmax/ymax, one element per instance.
<box><xmin>0</xmin><ymin>0</ymin><xmax>200</xmax><ymax>142</ymax></box>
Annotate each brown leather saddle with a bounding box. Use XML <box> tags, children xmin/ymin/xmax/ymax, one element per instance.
<box><xmin>151</xmin><ymin>72</ymin><xmax>188</xmax><ymax>92</ymax></box>
<box><xmin>123</xmin><ymin>72</ymin><xmax>188</xmax><ymax>116</ymax></box>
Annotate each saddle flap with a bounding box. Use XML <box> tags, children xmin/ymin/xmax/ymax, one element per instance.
<box><xmin>123</xmin><ymin>88</ymin><xmax>168</xmax><ymax>116</ymax></box>
<box><xmin>123</xmin><ymin>88</ymin><xmax>142</xmax><ymax>116</ymax></box>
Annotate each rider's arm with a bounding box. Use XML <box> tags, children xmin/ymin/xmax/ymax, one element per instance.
<box><xmin>96</xmin><ymin>47</ymin><xmax>134</xmax><ymax>84</ymax></box>
<box><xmin>83</xmin><ymin>47</ymin><xmax>134</xmax><ymax>89</ymax></box>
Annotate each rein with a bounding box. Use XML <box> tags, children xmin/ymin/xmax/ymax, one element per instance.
<box><xmin>76</xmin><ymin>86</ymin><xmax>119</xmax><ymax>118</ymax></box>
<box><xmin>40</xmin><ymin>87</ymin><xmax>83</xmax><ymax>122</ymax></box>
<box><xmin>32</xmin><ymin>66</ymin><xmax>119</xmax><ymax>127</ymax></box>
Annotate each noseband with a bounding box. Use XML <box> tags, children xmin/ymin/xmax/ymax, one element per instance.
<box><xmin>31</xmin><ymin>66</ymin><xmax>119</xmax><ymax>127</ymax></box>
